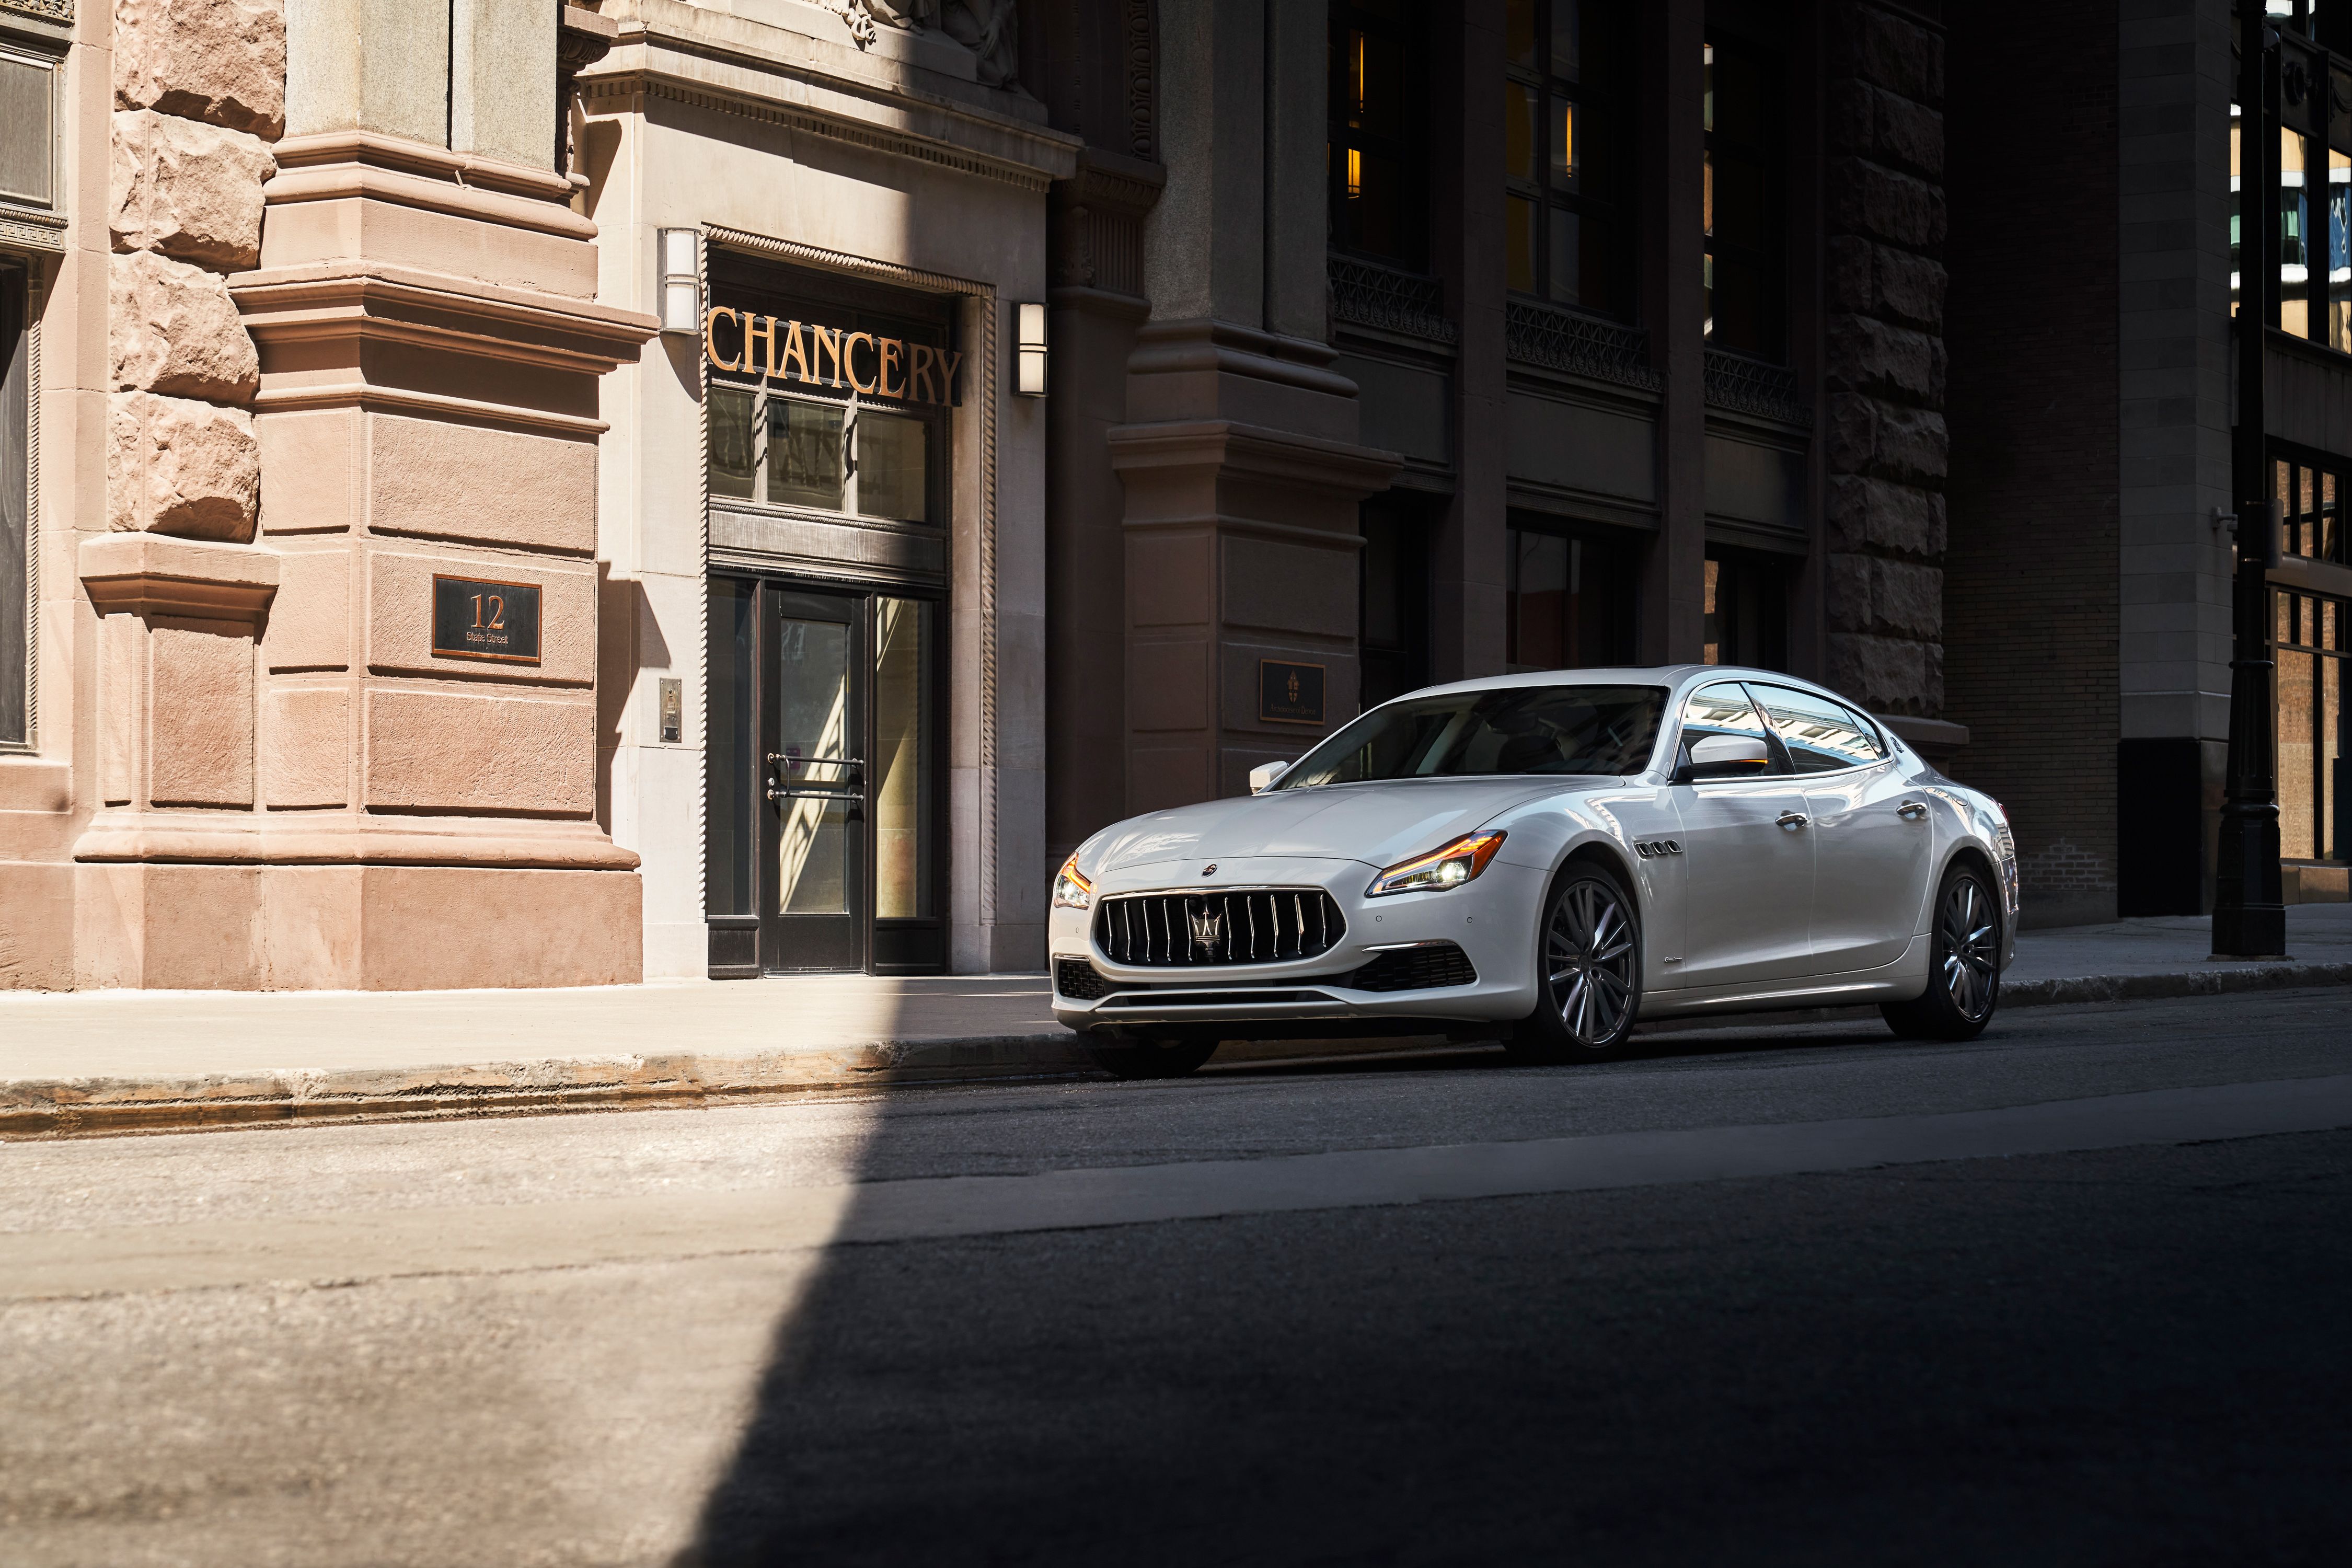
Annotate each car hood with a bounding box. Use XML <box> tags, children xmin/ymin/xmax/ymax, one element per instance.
<box><xmin>1088</xmin><ymin>777</ymin><xmax>1588</xmax><ymax>873</ymax></box>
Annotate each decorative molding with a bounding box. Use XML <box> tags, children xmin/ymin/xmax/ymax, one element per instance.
<box><xmin>582</xmin><ymin>74</ymin><xmax>1059</xmax><ymax>193</ymax></box>
<box><xmin>1328</xmin><ymin>255</ymin><xmax>1455</xmax><ymax>344</ymax></box>
<box><xmin>0</xmin><ymin>0</ymin><xmax>71</xmax><ymax>25</ymax></box>
<box><xmin>700</xmin><ymin>224</ymin><xmax>1007</xmax><ymax>926</ymax></box>
<box><xmin>1702</xmin><ymin>347</ymin><xmax>1814</xmax><ymax>427</ymax></box>
<box><xmin>1504</xmin><ymin>299</ymin><xmax>1660</xmax><ymax>392</ymax></box>
<box><xmin>1124</xmin><ymin>0</ymin><xmax>1155</xmax><ymax>160</ymax></box>
<box><xmin>0</xmin><ymin>206</ymin><xmax>65</xmax><ymax>256</ymax></box>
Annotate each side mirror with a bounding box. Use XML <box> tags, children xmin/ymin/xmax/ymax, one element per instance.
<box><xmin>1676</xmin><ymin>733</ymin><xmax>1772</xmax><ymax>783</ymax></box>
<box><xmin>1249</xmin><ymin>760</ymin><xmax>1290</xmax><ymax>794</ymax></box>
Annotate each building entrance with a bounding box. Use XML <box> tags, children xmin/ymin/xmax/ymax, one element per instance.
<box><xmin>707</xmin><ymin>577</ymin><xmax>942</xmax><ymax>977</ymax></box>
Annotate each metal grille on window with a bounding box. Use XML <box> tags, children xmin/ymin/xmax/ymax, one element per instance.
<box><xmin>1093</xmin><ymin>890</ymin><xmax>1347</xmax><ymax>966</ymax></box>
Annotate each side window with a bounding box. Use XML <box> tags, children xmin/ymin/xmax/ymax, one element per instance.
<box><xmin>1751</xmin><ymin>685</ymin><xmax>1886</xmax><ymax>774</ymax></box>
<box><xmin>1678</xmin><ymin>682</ymin><xmax>1783</xmax><ymax>771</ymax></box>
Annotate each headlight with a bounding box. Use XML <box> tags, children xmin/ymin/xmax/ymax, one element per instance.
<box><xmin>1052</xmin><ymin>854</ymin><xmax>1093</xmax><ymax>910</ymax></box>
<box><xmin>1366</xmin><ymin>831</ymin><xmax>1506</xmax><ymax>897</ymax></box>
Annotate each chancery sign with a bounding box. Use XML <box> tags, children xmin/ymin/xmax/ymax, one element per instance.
<box><xmin>1258</xmin><ymin>660</ymin><xmax>1326</xmax><ymax>726</ymax></box>
<box><xmin>703</xmin><ymin>307</ymin><xmax>962</xmax><ymax>406</ymax></box>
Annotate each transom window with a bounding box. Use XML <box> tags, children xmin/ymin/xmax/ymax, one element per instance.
<box><xmin>707</xmin><ymin>386</ymin><xmax>936</xmax><ymax>525</ymax></box>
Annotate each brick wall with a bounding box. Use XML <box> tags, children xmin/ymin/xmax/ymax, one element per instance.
<box><xmin>1941</xmin><ymin>0</ymin><xmax>2121</xmax><ymax>927</ymax></box>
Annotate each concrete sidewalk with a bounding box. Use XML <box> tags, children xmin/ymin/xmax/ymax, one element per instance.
<box><xmin>3</xmin><ymin>905</ymin><xmax>2347</xmax><ymax>1137</ymax></box>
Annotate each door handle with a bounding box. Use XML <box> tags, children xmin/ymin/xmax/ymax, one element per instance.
<box><xmin>1776</xmin><ymin>811</ymin><xmax>1808</xmax><ymax>830</ymax></box>
<box><xmin>1896</xmin><ymin>800</ymin><xmax>1928</xmax><ymax>821</ymax></box>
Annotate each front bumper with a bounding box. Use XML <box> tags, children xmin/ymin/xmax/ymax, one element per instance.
<box><xmin>1049</xmin><ymin>855</ymin><xmax>1543</xmax><ymax>1034</ymax></box>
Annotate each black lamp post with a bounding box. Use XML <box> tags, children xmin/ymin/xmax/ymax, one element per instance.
<box><xmin>2213</xmin><ymin>13</ymin><xmax>2287</xmax><ymax>959</ymax></box>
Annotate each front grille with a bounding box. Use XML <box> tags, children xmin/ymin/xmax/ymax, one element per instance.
<box><xmin>1347</xmin><ymin>941</ymin><xmax>1479</xmax><ymax>993</ymax></box>
<box><xmin>1094</xmin><ymin>889</ymin><xmax>1346</xmax><ymax>967</ymax></box>
<box><xmin>1056</xmin><ymin>958</ymin><xmax>1113</xmax><ymax>1000</ymax></box>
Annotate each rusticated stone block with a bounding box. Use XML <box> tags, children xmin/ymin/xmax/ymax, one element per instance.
<box><xmin>1874</xmin><ymin>247</ymin><xmax>1946</xmax><ymax>331</ymax></box>
<box><xmin>110</xmin><ymin>110</ymin><xmax>275</xmax><ymax>271</ymax></box>
<box><xmin>1871</xmin><ymin>559</ymin><xmax>1943</xmax><ymax>638</ymax></box>
<box><xmin>1828</xmin><ymin>552</ymin><xmax>1873</xmax><ymax>632</ymax></box>
<box><xmin>110</xmin><ymin>250</ymin><xmax>260</xmax><ymax>402</ymax></box>
<box><xmin>108</xmin><ymin>391</ymin><xmax>261</xmax><ymax>540</ymax></box>
<box><xmin>1831</xmin><ymin>475</ymin><xmax>1945</xmax><ymax>557</ymax></box>
<box><xmin>1829</xmin><ymin>314</ymin><xmax>1937</xmax><ymax>402</ymax></box>
<box><xmin>1828</xmin><ymin>631</ymin><xmax>1931</xmax><ymax>716</ymax></box>
<box><xmin>1871</xmin><ymin>481</ymin><xmax>1946</xmax><ymax>557</ymax></box>
<box><xmin>1873</xmin><ymin>403</ymin><xmax>1949</xmax><ymax>485</ymax></box>
<box><xmin>113</xmin><ymin>0</ymin><xmax>287</xmax><ymax>140</ymax></box>
<box><xmin>1828</xmin><ymin>80</ymin><xmax>1874</xmax><ymax>155</ymax></box>
<box><xmin>1827</xmin><ymin>393</ymin><xmax>1878</xmax><ymax>475</ymax></box>
<box><xmin>1830</xmin><ymin>157</ymin><xmax>1945</xmax><ymax>251</ymax></box>
<box><xmin>1832</xmin><ymin>2</ymin><xmax>1944</xmax><ymax>107</ymax></box>
<box><xmin>1828</xmin><ymin>235</ymin><xmax>1873</xmax><ymax>314</ymax></box>
<box><xmin>1876</xmin><ymin>91</ymin><xmax>1944</xmax><ymax>181</ymax></box>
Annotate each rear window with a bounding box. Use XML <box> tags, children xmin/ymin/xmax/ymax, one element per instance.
<box><xmin>1277</xmin><ymin>685</ymin><xmax>1668</xmax><ymax>787</ymax></box>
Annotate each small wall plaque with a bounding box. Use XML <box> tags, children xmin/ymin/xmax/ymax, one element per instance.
<box><xmin>432</xmin><ymin>574</ymin><xmax>541</xmax><ymax>665</ymax></box>
<box><xmin>1258</xmin><ymin>659</ymin><xmax>1325</xmax><ymax>726</ymax></box>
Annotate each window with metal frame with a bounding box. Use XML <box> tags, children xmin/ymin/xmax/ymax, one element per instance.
<box><xmin>1504</xmin><ymin>0</ymin><xmax>1634</xmax><ymax>317</ymax></box>
<box><xmin>2272</xmin><ymin>586</ymin><xmax>2347</xmax><ymax>863</ymax></box>
<box><xmin>1327</xmin><ymin>0</ymin><xmax>1428</xmax><ymax>268</ymax></box>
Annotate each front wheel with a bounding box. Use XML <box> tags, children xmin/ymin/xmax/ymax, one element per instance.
<box><xmin>1507</xmin><ymin>865</ymin><xmax>1643</xmax><ymax>1064</ymax></box>
<box><xmin>1881</xmin><ymin>861</ymin><xmax>2002</xmax><ymax>1041</ymax></box>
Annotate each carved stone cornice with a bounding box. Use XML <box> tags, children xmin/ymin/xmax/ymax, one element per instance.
<box><xmin>0</xmin><ymin>0</ymin><xmax>71</xmax><ymax>29</ymax></box>
<box><xmin>78</xmin><ymin>534</ymin><xmax>279</xmax><ymax>621</ymax></box>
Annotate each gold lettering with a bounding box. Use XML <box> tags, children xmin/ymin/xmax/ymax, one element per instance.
<box><xmin>742</xmin><ymin>314</ymin><xmax>779</xmax><ymax>378</ymax></box>
<box><xmin>471</xmin><ymin>594</ymin><xmax>484</xmax><ymax>629</ymax></box>
<box><xmin>702</xmin><ymin>306</ymin><xmax>741</xmax><ymax>372</ymax></box>
<box><xmin>845</xmin><ymin>332</ymin><xmax>879</xmax><ymax>395</ymax></box>
<box><xmin>487</xmin><ymin>595</ymin><xmax>505</xmax><ymax>630</ymax></box>
<box><xmin>879</xmin><ymin>337</ymin><xmax>904</xmax><ymax>399</ymax></box>
<box><xmin>811</xmin><ymin>326</ymin><xmax>845</xmax><ymax>387</ymax></box>
<box><xmin>778</xmin><ymin>319</ymin><xmax>811</xmax><ymax>383</ymax></box>
<box><xmin>938</xmin><ymin>350</ymin><xmax>963</xmax><ymax>404</ymax></box>
<box><xmin>908</xmin><ymin>344</ymin><xmax>937</xmax><ymax>403</ymax></box>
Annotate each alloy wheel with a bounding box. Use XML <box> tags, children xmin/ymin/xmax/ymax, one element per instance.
<box><xmin>1547</xmin><ymin>879</ymin><xmax>1637</xmax><ymax>1047</ymax></box>
<box><xmin>1940</xmin><ymin>875</ymin><xmax>1999</xmax><ymax>1021</ymax></box>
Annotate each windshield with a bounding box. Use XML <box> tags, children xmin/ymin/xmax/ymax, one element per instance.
<box><xmin>1275</xmin><ymin>685</ymin><xmax>1668</xmax><ymax>788</ymax></box>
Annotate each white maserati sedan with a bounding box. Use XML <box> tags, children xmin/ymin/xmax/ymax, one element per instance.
<box><xmin>1050</xmin><ymin>666</ymin><xmax>2017</xmax><ymax>1078</ymax></box>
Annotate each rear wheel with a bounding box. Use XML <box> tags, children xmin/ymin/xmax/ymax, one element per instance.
<box><xmin>1507</xmin><ymin>864</ymin><xmax>1643</xmax><ymax>1063</ymax></box>
<box><xmin>1087</xmin><ymin>1031</ymin><xmax>1220</xmax><ymax>1080</ymax></box>
<box><xmin>1881</xmin><ymin>861</ymin><xmax>2001</xmax><ymax>1041</ymax></box>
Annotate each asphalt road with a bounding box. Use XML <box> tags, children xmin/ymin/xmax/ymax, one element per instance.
<box><xmin>4</xmin><ymin>990</ymin><xmax>2349</xmax><ymax>1566</ymax></box>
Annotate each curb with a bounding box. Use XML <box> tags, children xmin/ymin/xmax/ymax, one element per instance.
<box><xmin>4</xmin><ymin>964</ymin><xmax>2347</xmax><ymax>1140</ymax></box>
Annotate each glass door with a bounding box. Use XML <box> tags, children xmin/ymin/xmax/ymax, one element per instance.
<box><xmin>763</xmin><ymin>590</ymin><xmax>865</xmax><ymax>971</ymax></box>
<box><xmin>708</xmin><ymin>577</ymin><xmax>946</xmax><ymax>977</ymax></box>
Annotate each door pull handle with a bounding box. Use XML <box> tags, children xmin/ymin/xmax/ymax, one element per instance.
<box><xmin>1776</xmin><ymin>811</ymin><xmax>1809</xmax><ymax>830</ymax></box>
<box><xmin>1896</xmin><ymin>800</ymin><xmax>1928</xmax><ymax>821</ymax></box>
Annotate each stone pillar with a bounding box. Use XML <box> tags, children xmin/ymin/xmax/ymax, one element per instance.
<box><xmin>1821</xmin><ymin>1</ymin><xmax>1950</xmax><ymax>718</ymax></box>
<box><xmin>1429</xmin><ymin>5</ymin><xmax>1508</xmax><ymax>685</ymax></box>
<box><xmin>1640</xmin><ymin>0</ymin><xmax>1709</xmax><ymax>665</ymax></box>
<box><xmin>72</xmin><ymin>0</ymin><xmax>655</xmax><ymax>988</ymax></box>
<box><xmin>1113</xmin><ymin>0</ymin><xmax>1397</xmax><ymax>806</ymax></box>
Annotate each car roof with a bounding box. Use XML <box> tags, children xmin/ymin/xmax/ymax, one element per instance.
<box><xmin>1401</xmin><ymin>665</ymin><xmax>1863</xmax><ymax>708</ymax></box>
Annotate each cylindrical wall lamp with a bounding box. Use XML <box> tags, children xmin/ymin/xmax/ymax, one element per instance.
<box><xmin>1014</xmin><ymin>301</ymin><xmax>1047</xmax><ymax>396</ymax></box>
<box><xmin>657</xmin><ymin>228</ymin><xmax>701</xmax><ymax>335</ymax></box>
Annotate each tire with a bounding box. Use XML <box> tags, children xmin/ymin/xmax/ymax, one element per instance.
<box><xmin>1881</xmin><ymin>860</ymin><xmax>2002</xmax><ymax>1042</ymax></box>
<box><xmin>1507</xmin><ymin>863</ymin><xmax>1643</xmax><ymax>1064</ymax></box>
<box><xmin>1087</xmin><ymin>1031</ymin><xmax>1220</xmax><ymax>1080</ymax></box>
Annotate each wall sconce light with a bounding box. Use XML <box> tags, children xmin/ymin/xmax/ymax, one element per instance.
<box><xmin>657</xmin><ymin>227</ymin><xmax>700</xmax><ymax>335</ymax></box>
<box><xmin>1014</xmin><ymin>301</ymin><xmax>1047</xmax><ymax>396</ymax></box>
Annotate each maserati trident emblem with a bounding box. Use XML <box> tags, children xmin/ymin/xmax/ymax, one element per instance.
<box><xmin>1202</xmin><ymin>863</ymin><xmax>1217</xmax><ymax>876</ymax></box>
<box><xmin>1189</xmin><ymin>904</ymin><xmax>1224</xmax><ymax>952</ymax></box>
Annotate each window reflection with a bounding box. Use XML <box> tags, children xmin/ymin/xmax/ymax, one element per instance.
<box><xmin>1503</xmin><ymin>0</ymin><xmax>1628</xmax><ymax>316</ymax></box>
<box><xmin>1507</xmin><ymin>522</ymin><xmax>1634</xmax><ymax>671</ymax></box>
